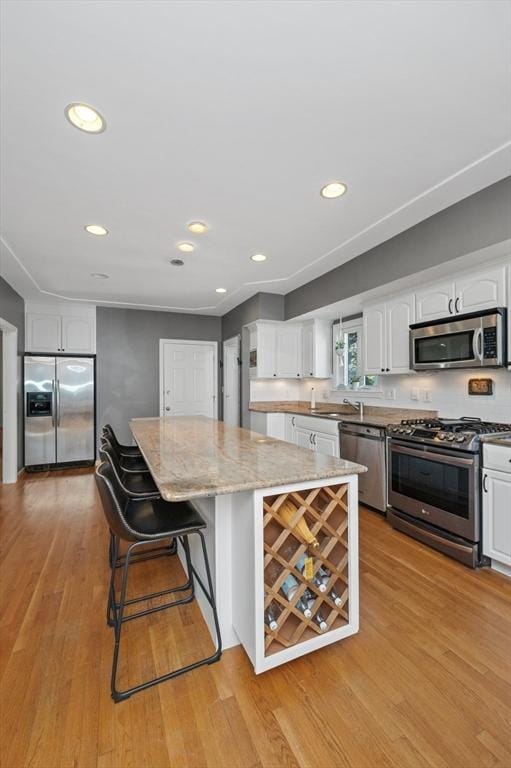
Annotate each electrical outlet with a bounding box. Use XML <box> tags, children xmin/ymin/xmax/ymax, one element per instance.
<box><xmin>411</xmin><ymin>387</ymin><xmax>420</xmax><ymax>401</ymax></box>
<box><xmin>422</xmin><ymin>389</ymin><xmax>432</xmax><ymax>402</ymax></box>
<box><xmin>322</xmin><ymin>390</ymin><xmax>329</xmax><ymax>400</ymax></box>
<box><xmin>389</xmin><ymin>388</ymin><xmax>396</xmax><ymax>400</ymax></box>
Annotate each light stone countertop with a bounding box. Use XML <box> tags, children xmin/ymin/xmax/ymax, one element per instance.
<box><xmin>249</xmin><ymin>401</ymin><xmax>438</xmax><ymax>428</ymax></box>
<box><xmin>130</xmin><ymin>416</ymin><xmax>367</xmax><ymax>502</ymax></box>
<box><xmin>481</xmin><ymin>436</ymin><xmax>511</xmax><ymax>448</ymax></box>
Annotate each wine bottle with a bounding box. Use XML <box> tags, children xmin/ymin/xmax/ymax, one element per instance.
<box><xmin>313</xmin><ymin>608</ymin><xmax>328</xmax><ymax>633</ymax></box>
<box><xmin>280</xmin><ymin>574</ymin><xmax>312</xmax><ymax>618</ymax></box>
<box><xmin>265</xmin><ymin>601</ymin><xmax>281</xmax><ymax>631</ymax></box>
<box><xmin>329</xmin><ymin>586</ymin><xmax>343</xmax><ymax>608</ymax></box>
<box><xmin>313</xmin><ymin>565</ymin><xmax>331</xmax><ymax>593</ymax></box>
<box><xmin>278</xmin><ymin>501</ymin><xmax>319</xmax><ymax>548</ymax></box>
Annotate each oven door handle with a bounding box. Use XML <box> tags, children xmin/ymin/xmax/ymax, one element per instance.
<box><xmin>390</xmin><ymin>442</ymin><xmax>475</xmax><ymax>467</ymax></box>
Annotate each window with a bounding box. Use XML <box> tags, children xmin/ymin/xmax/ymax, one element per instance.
<box><xmin>334</xmin><ymin>320</ymin><xmax>378</xmax><ymax>390</ymax></box>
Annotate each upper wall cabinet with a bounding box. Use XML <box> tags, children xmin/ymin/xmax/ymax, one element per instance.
<box><xmin>25</xmin><ymin>303</ymin><xmax>96</xmax><ymax>354</ymax></box>
<box><xmin>301</xmin><ymin>319</ymin><xmax>332</xmax><ymax>378</ymax></box>
<box><xmin>248</xmin><ymin>320</ymin><xmax>330</xmax><ymax>379</ymax></box>
<box><xmin>415</xmin><ymin>265</ymin><xmax>506</xmax><ymax>322</ymax></box>
<box><xmin>276</xmin><ymin>324</ymin><xmax>302</xmax><ymax>378</ymax></box>
<box><xmin>363</xmin><ymin>293</ymin><xmax>415</xmax><ymax>375</ymax></box>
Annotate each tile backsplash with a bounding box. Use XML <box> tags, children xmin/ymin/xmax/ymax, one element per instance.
<box><xmin>250</xmin><ymin>369</ymin><xmax>511</xmax><ymax>422</ymax></box>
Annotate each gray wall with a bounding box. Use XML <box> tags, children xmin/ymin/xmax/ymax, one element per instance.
<box><xmin>221</xmin><ymin>292</ymin><xmax>284</xmax><ymax>340</ymax></box>
<box><xmin>96</xmin><ymin>307</ymin><xmax>222</xmax><ymax>444</ymax></box>
<box><xmin>285</xmin><ymin>176</ymin><xmax>511</xmax><ymax>319</ymax></box>
<box><xmin>0</xmin><ymin>275</ymin><xmax>25</xmax><ymax>471</ymax></box>
<box><xmin>221</xmin><ymin>292</ymin><xmax>285</xmax><ymax>427</ymax></box>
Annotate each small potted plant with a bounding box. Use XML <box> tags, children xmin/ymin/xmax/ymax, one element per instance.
<box><xmin>335</xmin><ymin>340</ymin><xmax>345</xmax><ymax>358</ymax></box>
<box><xmin>351</xmin><ymin>376</ymin><xmax>361</xmax><ymax>390</ymax></box>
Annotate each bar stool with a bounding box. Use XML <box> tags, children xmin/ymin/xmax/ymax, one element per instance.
<box><xmin>100</xmin><ymin>434</ymin><xmax>150</xmax><ymax>475</ymax></box>
<box><xmin>95</xmin><ymin>462</ymin><xmax>222</xmax><ymax>701</ymax></box>
<box><xmin>102</xmin><ymin>424</ymin><xmax>144</xmax><ymax>458</ymax></box>
<box><xmin>99</xmin><ymin>442</ymin><xmax>177</xmax><ymax>578</ymax></box>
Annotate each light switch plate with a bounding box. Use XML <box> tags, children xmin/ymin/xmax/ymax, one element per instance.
<box><xmin>411</xmin><ymin>387</ymin><xmax>420</xmax><ymax>401</ymax></box>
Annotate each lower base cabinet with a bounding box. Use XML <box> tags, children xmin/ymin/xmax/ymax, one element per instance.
<box><xmin>250</xmin><ymin>411</ymin><xmax>340</xmax><ymax>457</ymax></box>
<box><xmin>482</xmin><ymin>444</ymin><xmax>511</xmax><ymax>571</ymax></box>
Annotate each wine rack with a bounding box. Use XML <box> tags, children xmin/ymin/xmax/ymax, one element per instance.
<box><xmin>263</xmin><ymin>483</ymin><xmax>349</xmax><ymax>656</ymax></box>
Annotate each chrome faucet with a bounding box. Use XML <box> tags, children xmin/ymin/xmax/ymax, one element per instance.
<box><xmin>343</xmin><ymin>398</ymin><xmax>364</xmax><ymax>419</ymax></box>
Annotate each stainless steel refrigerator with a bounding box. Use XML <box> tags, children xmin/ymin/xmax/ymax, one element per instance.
<box><xmin>24</xmin><ymin>355</ymin><xmax>95</xmax><ymax>470</ymax></box>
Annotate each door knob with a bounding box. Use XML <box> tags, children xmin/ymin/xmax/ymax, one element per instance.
<box><xmin>165</xmin><ymin>407</ymin><xmax>170</xmax><ymax>412</ymax></box>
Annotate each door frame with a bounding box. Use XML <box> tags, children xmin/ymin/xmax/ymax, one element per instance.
<box><xmin>222</xmin><ymin>335</ymin><xmax>241</xmax><ymax>427</ymax></box>
<box><xmin>0</xmin><ymin>317</ymin><xmax>18</xmax><ymax>483</ymax></box>
<box><xmin>159</xmin><ymin>339</ymin><xmax>219</xmax><ymax>419</ymax></box>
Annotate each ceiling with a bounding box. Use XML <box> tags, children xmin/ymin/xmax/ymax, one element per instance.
<box><xmin>1</xmin><ymin>0</ymin><xmax>510</xmax><ymax>315</ymax></box>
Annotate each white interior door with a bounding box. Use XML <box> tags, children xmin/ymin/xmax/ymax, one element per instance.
<box><xmin>223</xmin><ymin>336</ymin><xmax>240</xmax><ymax>427</ymax></box>
<box><xmin>160</xmin><ymin>340</ymin><xmax>218</xmax><ymax>418</ymax></box>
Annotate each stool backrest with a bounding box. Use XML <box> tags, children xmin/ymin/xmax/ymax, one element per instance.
<box><xmin>99</xmin><ymin>441</ymin><xmax>136</xmax><ymax>497</ymax></box>
<box><xmin>102</xmin><ymin>424</ymin><xmax>124</xmax><ymax>454</ymax></box>
<box><xmin>95</xmin><ymin>462</ymin><xmax>137</xmax><ymax>541</ymax></box>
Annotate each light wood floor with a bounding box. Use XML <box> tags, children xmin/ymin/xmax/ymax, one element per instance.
<box><xmin>1</xmin><ymin>469</ymin><xmax>510</xmax><ymax>768</ymax></box>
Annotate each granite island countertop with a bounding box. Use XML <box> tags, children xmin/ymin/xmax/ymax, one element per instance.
<box><xmin>130</xmin><ymin>416</ymin><xmax>367</xmax><ymax>501</ymax></box>
<box><xmin>249</xmin><ymin>401</ymin><xmax>438</xmax><ymax>428</ymax></box>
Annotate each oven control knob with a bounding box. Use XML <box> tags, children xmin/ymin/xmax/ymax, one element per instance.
<box><xmin>447</xmin><ymin>434</ymin><xmax>455</xmax><ymax>441</ymax></box>
<box><xmin>405</xmin><ymin>428</ymin><xmax>413</xmax><ymax>434</ymax></box>
<box><xmin>438</xmin><ymin>433</ymin><xmax>446</xmax><ymax>440</ymax></box>
<box><xmin>455</xmin><ymin>435</ymin><xmax>465</xmax><ymax>442</ymax></box>
<box><xmin>399</xmin><ymin>428</ymin><xmax>405</xmax><ymax>433</ymax></box>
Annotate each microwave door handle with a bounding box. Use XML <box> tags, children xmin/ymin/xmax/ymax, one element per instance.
<box><xmin>472</xmin><ymin>328</ymin><xmax>483</xmax><ymax>362</ymax></box>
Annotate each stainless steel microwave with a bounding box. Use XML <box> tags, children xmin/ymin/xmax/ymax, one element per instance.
<box><xmin>410</xmin><ymin>308</ymin><xmax>506</xmax><ymax>370</ymax></box>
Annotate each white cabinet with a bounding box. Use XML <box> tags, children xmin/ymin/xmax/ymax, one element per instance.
<box><xmin>363</xmin><ymin>293</ymin><xmax>415</xmax><ymax>375</ymax></box>
<box><xmin>363</xmin><ymin>305</ymin><xmax>386</xmax><ymax>375</ymax></box>
<box><xmin>61</xmin><ymin>315</ymin><xmax>95</xmax><ymax>354</ymax></box>
<box><xmin>25</xmin><ymin>313</ymin><xmax>62</xmax><ymax>353</ymax></box>
<box><xmin>295</xmin><ymin>426</ymin><xmax>313</xmax><ymax>450</ymax></box>
<box><xmin>301</xmin><ymin>320</ymin><xmax>332</xmax><ymax>378</ymax></box>
<box><xmin>285</xmin><ymin>414</ymin><xmax>297</xmax><ymax>444</ymax></box>
<box><xmin>415</xmin><ymin>266</ymin><xmax>506</xmax><ymax>322</ymax></box>
<box><xmin>249</xmin><ymin>412</ymin><xmax>286</xmax><ymax>440</ymax></box>
<box><xmin>314</xmin><ymin>430</ymin><xmax>339</xmax><ymax>456</ymax></box>
<box><xmin>25</xmin><ymin>303</ymin><xmax>96</xmax><ymax>354</ymax></box>
<box><xmin>415</xmin><ymin>281</ymin><xmax>454</xmax><ymax>322</ymax></box>
<box><xmin>294</xmin><ymin>416</ymin><xmax>340</xmax><ymax>457</ymax></box>
<box><xmin>276</xmin><ymin>325</ymin><xmax>302</xmax><ymax>379</ymax></box>
<box><xmin>248</xmin><ymin>321</ymin><xmax>328</xmax><ymax>380</ymax></box>
<box><xmin>482</xmin><ymin>444</ymin><xmax>511</xmax><ymax>571</ymax></box>
<box><xmin>456</xmin><ymin>265</ymin><xmax>506</xmax><ymax>314</ymax></box>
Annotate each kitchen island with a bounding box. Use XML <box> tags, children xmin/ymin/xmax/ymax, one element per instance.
<box><xmin>130</xmin><ymin>416</ymin><xmax>366</xmax><ymax>673</ymax></box>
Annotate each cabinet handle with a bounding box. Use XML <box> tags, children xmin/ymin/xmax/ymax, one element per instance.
<box><xmin>381</xmin><ymin>368</ymin><xmax>384</xmax><ymax>372</ymax></box>
<box><xmin>455</xmin><ymin>297</ymin><xmax>460</xmax><ymax>314</ymax></box>
<box><xmin>386</xmin><ymin>368</ymin><xmax>390</xmax><ymax>372</ymax></box>
<box><xmin>482</xmin><ymin>474</ymin><xmax>488</xmax><ymax>493</ymax></box>
<box><xmin>313</xmin><ymin>433</ymin><xmax>317</xmax><ymax>445</ymax></box>
<box><xmin>292</xmin><ymin>417</ymin><xmax>295</xmax><ymax>426</ymax></box>
<box><xmin>448</xmin><ymin>298</ymin><xmax>453</xmax><ymax>314</ymax></box>
<box><xmin>273</xmin><ymin>373</ymin><xmax>276</xmax><ymax>377</ymax></box>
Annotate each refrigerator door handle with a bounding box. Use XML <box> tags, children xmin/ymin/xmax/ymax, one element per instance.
<box><xmin>56</xmin><ymin>379</ymin><xmax>61</xmax><ymax>427</ymax></box>
<box><xmin>51</xmin><ymin>380</ymin><xmax>56</xmax><ymax>427</ymax></box>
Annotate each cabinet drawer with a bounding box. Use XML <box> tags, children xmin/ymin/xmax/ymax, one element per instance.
<box><xmin>483</xmin><ymin>444</ymin><xmax>511</xmax><ymax>474</ymax></box>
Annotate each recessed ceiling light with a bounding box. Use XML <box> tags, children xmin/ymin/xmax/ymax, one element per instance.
<box><xmin>91</xmin><ymin>273</ymin><xmax>109</xmax><ymax>279</ymax></box>
<box><xmin>188</xmin><ymin>221</ymin><xmax>208</xmax><ymax>235</ymax></box>
<box><xmin>177</xmin><ymin>242</ymin><xmax>195</xmax><ymax>253</ymax></box>
<box><xmin>85</xmin><ymin>224</ymin><xmax>108</xmax><ymax>236</ymax></box>
<box><xmin>250</xmin><ymin>253</ymin><xmax>267</xmax><ymax>262</ymax></box>
<box><xmin>320</xmin><ymin>181</ymin><xmax>347</xmax><ymax>199</ymax></box>
<box><xmin>215</xmin><ymin>287</ymin><xmax>227</xmax><ymax>294</ymax></box>
<box><xmin>170</xmin><ymin>258</ymin><xmax>184</xmax><ymax>267</ymax></box>
<box><xmin>65</xmin><ymin>103</ymin><xmax>106</xmax><ymax>133</ymax></box>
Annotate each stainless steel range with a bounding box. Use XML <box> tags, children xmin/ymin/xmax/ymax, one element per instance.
<box><xmin>386</xmin><ymin>417</ymin><xmax>511</xmax><ymax>567</ymax></box>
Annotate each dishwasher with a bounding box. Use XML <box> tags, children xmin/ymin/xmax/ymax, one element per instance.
<box><xmin>339</xmin><ymin>422</ymin><xmax>387</xmax><ymax>513</ymax></box>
